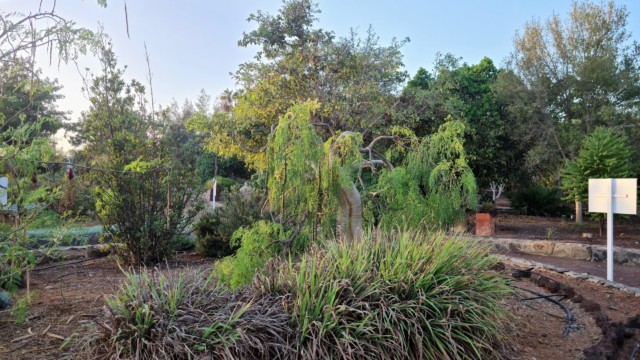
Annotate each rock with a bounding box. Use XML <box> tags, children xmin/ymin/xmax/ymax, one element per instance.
<box><xmin>0</xmin><ymin>290</ymin><xmax>11</xmax><ymax>310</ymax></box>
<box><xmin>552</xmin><ymin>243</ymin><xmax>591</xmax><ymax>261</ymax></box>
<box><xmin>625</xmin><ymin>315</ymin><xmax>640</xmax><ymax>329</ymax></box>
<box><xmin>581</xmin><ymin>299</ymin><xmax>601</xmax><ymax>313</ymax></box>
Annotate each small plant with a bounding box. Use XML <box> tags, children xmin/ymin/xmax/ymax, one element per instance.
<box><xmin>11</xmin><ymin>293</ymin><xmax>31</xmax><ymax>325</ymax></box>
<box><xmin>546</xmin><ymin>227</ymin><xmax>557</xmax><ymax>240</ymax></box>
<box><xmin>478</xmin><ymin>201</ymin><xmax>498</xmax><ymax>216</ymax></box>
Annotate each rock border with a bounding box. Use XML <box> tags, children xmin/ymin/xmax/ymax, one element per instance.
<box><xmin>472</xmin><ymin>236</ymin><xmax>640</xmax><ymax>268</ymax></box>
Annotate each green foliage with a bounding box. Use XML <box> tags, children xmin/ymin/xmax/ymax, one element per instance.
<box><xmin>192</xmin><ymin>1</ymin><xmax>409</xmax><ymax>171</ymax></box>
<box><xmin>376</xmin><ymin>120</ymin><xmax>478</xmax><ymax>229</ymax></box>
<box><xmin>496</xmin><ymin>1</ymin><xmax>640</xmax><ymax>177</ymax></box>
<box><xmin>561</xmin><ymin>127</ymin><xmax>634</xmax><ymax>204</ymax></box>
<box><xmin>0</xmin><ymin>60</ymin><xmax>66</xmax><ymax>142</ymax></box>
<box><xmin>11</xmin><ymin>293</ymin><xmax>31</xmax><ymax>325</ymax></box>
<box><xmin>402</xmin><ymin>57</ymin><xmax>521</xmax><ymax>186</ymax></box>
<box><xmin>86</xmin><ymin>268</ymin><xmax>292</xmax><ymax>359</ymax></box>
<box><xmin>196</xmin><ymin>151</ymin><xmax>252</xmax><ymax>182</ymax></box>
<box><xmin>194</xmin><ymin>188</ymin><xmax>265</xmax><ymax>258</ymax></box>
<box><xmin>511</xmin><ymin>184</ymin><xmax>569</xmax><ymax>217</ymax></box>
<box><xmin>28</xmin><ymin>209</ymin><xmax>62</xmax><ymax>229</ymax></box>
<box><xmin>70</xmin><ymin>43</ymin><xmax>203</xmax><ymax>265</ymax></box>
<box><xmin>215</xmin><ymin>221</ymin><xmax>285</xmax><ymax>289</ymax></box>
<box><xmin>257</xmin><ymin>229</ymin><xmax>511</xmax><ymax>359</ymax></box>
<box><xmin>267</xmin><ymin>101</ymin><xmax>324</xmax><ymax>225</ymax></box>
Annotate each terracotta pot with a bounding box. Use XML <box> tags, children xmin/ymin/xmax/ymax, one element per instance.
<box><xmin>475</xmin><ymin>212</ymin><xmax>495</xmax><ymax>236</ymax></box>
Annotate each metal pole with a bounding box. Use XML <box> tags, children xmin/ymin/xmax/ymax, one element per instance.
<box><xmin>607</xmin><ymin>179</ymin><xmax>614</xmax><ymax>282</ymax></box>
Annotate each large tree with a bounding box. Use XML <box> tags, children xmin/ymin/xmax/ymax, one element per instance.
<box><xmin>189</xmin><ymin>0</ymin><xmax>409</xmax><ymax>171</ymax></box>
<box><xmin>495</xmin><ymin>0</ymin><xmax>640</xmax><ymax>177</ymax></box>
<box><xmin>402</xmin><ymin>56</ymin><xmax>522</xmax><ymax>187</ymax></box>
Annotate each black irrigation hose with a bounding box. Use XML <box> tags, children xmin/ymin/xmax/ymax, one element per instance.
<box><xmin>511</xmin><ymin>285</ymin><xmax>576</xmax><ymax>337</ymax></box>
<box><xmin>521</xmin><ymin>294</ymin><xmax>567</xmax><ymax>302</ymax></box>
<box><xmin>631</xmin><ymin>344</ymin><xmax>640</xmax><ymax>360</ymax></box>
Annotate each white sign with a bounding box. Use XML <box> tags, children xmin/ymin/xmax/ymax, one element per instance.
<box><xmin>0</xmin><ymin>177</ymin><xmax>7</xmax><ymax>206</ymax></box>
<box><xmin>588</xmin><ymin>178</ymin><xmax>637</xmax><ymax>214</ymax></box>
<box><xmin>588</xmin><ymin>178</ymin><xmax>637</xmax><ymax>282</ymax></box>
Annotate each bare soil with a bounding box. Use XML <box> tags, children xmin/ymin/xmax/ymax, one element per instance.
<box><xmin>0</xmin><ymin>253</ymin><xmax>638</xmax><ymax>359</ymax></box>
<box><xmin>492</xmin><ymin>214</ymin><xmax>640</xmax><ymax>249</ymax></box>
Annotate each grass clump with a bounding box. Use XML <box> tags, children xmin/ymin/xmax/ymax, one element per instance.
<box><xmin>88</xmin><ymin>230</ymin><xmax>510</xmax><ymax>359</ymax></box>
<box><xmin>257</xmin><ymin>230</ymin><xmax>511</xmax><ymax>359</ymax></box>
<box><xmin>85</xmin><ymin>268</ymin><xmax>293</xmax><ymax>359</ymax></box>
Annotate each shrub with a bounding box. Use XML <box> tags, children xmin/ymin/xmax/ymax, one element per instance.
<box><xmin>88</xmin><ymin>230</ymin><xmax>511</xmax><ymax>359</ymax></box>
<box><xmin>84</xmin><ymin>268</ymin><xmax>293</xmax><ymax>359</ymax></box>
<box><xmin>510</xmin><ymin>184</ymin><xmax>569</xmax><ymax>217</ymax></box>
<box><xmin>257</xmin><ymin>229</ymin><xmax>511</xmax><ymax>359</ymax></box>
<box><xmin>215</xmin><ymin>220</ymin><xmax>285</xmax><ymax>289</ymax></box>
<box><xmin>194</xmin><ymin>188</ymin><xmax>265</xmax><ymax>258</ymax></box>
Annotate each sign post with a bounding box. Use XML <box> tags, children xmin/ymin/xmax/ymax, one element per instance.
<box><xmin>588</xmin><ymin>178</ymin><xmax>637</xmax><ymax>282</ymax></box>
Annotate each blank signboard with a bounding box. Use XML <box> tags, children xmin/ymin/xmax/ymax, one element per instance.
<box><xmin>588</xmin><ymin>178</ymin><xmax>637</xmax><ymax>215</ymax></box>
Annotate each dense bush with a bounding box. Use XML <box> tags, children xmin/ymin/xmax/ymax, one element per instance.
<box><xmin>88</xmin><ymin>230</ymin><xmax>510</xmax><ymax>359</ymax></box>
<box><xmin>215</xmin><ymin>220</ymin><xmax>285</xmax><ymax>289</ymax></box>
<box><xmin>510</xmin><ymin>184</ymin><xmax>569</xmax><ymax>217</ymax></box>
<box><xmin>194</xmin><ymin>188</ymin><xmax>265</xmax><ymax>258</ymax></box>
<box><xmin>84</xmin><ymin>269</ymin><xmax>293</xmax><ymax>359</ymax></box>
<box><xmin>258</xmin><ymin>230</ymin><xmax>510</xmax><ymax>359</ymax></box>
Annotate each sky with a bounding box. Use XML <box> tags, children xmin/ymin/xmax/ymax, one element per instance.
<box><xmin>2</xmin><ymin>0</ymin><xmax>640</xmax><ymax>149</ymax></box>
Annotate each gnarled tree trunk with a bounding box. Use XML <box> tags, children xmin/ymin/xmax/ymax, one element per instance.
<box><xmin>337</xmin><ymin>182</ymin><xmax>363</xmax><ymax>242</ymax></box>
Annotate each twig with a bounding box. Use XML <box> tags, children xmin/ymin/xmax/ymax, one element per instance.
<box><xmin>53</xmin><ymin>271</ymin><xmax>86</xmax><ymax>282</ymax></box>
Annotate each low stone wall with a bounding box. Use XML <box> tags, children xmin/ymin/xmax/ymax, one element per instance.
<box><xmin>472</xmin><ymin>237</ymin><xmax>640</xmax><ymax>268</ymax></box>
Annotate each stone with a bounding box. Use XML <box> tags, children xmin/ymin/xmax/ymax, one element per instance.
<box><xmin>581</xmin><ymin>299</ymin><xmax>601</xmax><ymax>313</ymax></box>
<box><xmin>552</xmin><ymin>243</ymin><xmax>591</xmax><ymax>260</ymax></box>
<box><xmin>519</xmin><ymin>241</ymin><xmax>555</xmax><ymax>256</ymax></box>
<box><xmin>0</xmin><ymin>290</ymin><xmax>10</xmax><ymax>310</ymax></box>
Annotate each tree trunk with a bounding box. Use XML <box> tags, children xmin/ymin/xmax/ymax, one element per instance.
<box><xmin>575</xmin><ymin>198</ymin><xmax>583</xmax><ymax>225</ymax></box>
<box><xmin>337</xmin><ymin>183</ymin><xmax>363</xmax><ymax>242</ymax></box>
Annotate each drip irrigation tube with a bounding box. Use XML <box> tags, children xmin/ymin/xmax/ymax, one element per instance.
<box><xmin>512</xmin><ymin>285</ymin><xmax>576</xmax><ymax>337</ymax></box>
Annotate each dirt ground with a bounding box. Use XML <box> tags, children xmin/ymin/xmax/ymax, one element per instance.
<box><xmin>492</xmin><ymin>214</ymin><xmax>640</xmax><ymax>249</ymax></box>
<box><xmin>1</xmin><ymin>252</ymin><xmax>639</xmax><ymax>359</ymax></box>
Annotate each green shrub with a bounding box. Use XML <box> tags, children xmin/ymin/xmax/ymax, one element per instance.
<box><xmin>511</xmin><ymin>184</ymin><xmax>569</xmax><ymax>217</ymax></box>
<box><xmin>256</xmin><ymin>229</ymin><xmax>511</xmax><ymax>359</ymax></box>
<box><xmin>171</xmin><ymin>234</ymin><xmax>195</xmax><ymax>251</ymax></box>
<box><xmin>215</xmin><ymin>220</ymin><xmax>285</xmax><ymax>289</ymax></box>
<box><xmin>194</xmin><ymin>188</ymin><xmax>265</xmax><ymax>258</ymax></box>
<box><xmin>85</xmin><ymin>268</ymin><xmax>292</xmax><ymax>359</ymax></box>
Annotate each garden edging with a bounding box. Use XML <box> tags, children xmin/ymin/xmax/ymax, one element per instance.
<box><xmin>469</xmin><ymin>236</ymin><xmax>640</xmax><ymax>268</ymax></box>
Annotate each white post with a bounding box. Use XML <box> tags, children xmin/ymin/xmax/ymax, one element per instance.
<box><xmin>606</xmin><ymin>179</ymin><xmax>614</xmax><ymax>282</ymax></box>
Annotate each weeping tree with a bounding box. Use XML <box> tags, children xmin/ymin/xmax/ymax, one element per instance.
<box><xmin>375</xmin><ymin>119</ymin><xmax>478</xmax><ymax>229</ymax></box>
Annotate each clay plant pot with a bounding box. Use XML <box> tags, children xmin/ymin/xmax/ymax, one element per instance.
<box><xmin>475</xmin><ymin>212</ymin><xmax>495</xmax><ymax>237</ymax></box>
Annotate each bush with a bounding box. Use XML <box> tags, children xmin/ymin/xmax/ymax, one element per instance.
<box><xmin>87</xmin><ymin>230</ymin><xmax>511</xmax><ymax>360</ymax></box>
<box><xmin>215</xmin><ymin>220</ymin><xmax>285</xmax><ymax>289</ymax></box>
<box><xmin>194</xmin><ymin>188</ymin><xmax>265</xmax><ymax>258</ymax></box>
<box><xmin>84</xmin><ymin>268</ymin><xmax>293</xmax><ymax>359</ymax></box>
<box><xmin>257</xmin><ymin>230</ymin><xmax>510</xmax><ymax>359</ymax></box>
<box><xmin>510</xmin><ymin>184</ymin><xmax>569</xmax><ymax>217</ymax></box>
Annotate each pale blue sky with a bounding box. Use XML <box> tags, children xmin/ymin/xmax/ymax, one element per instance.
<box><xmin>3</xmin><ymin>0</ymin><xmax>640</xmax><ymax>148</ymax></box>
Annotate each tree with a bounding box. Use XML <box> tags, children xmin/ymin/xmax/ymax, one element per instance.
<box><xmin>402</xmin><ymin>56</ymin><xmax>522</xmax><ymax>187</ymax></box>
<box><xmin>560</xmin><ymin>127</ymin><xmax>634</xmax><ymax>233</ymax></box>
<box><xmin>69</xmin><ymin>43</ymin><xmax>202</xmax><ymax>265</ymax></box>
<box><xmin>189</xmin><ymin>0</ymin><xmax>409</xmax><ymax>171</ymax></box>
<box><xmin>0</xmin><ymin>59</ymin><xmax>66</xmax><ymax>142</ymax></box>
<box><xmin>496</xmin><ymin>0</ymin><xmax>640</xmax><ymax>177</ymax></box>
